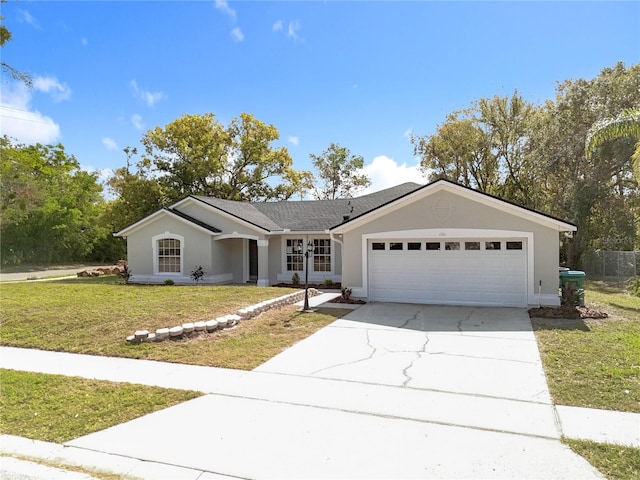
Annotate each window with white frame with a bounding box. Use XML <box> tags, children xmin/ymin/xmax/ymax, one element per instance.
<box><xmin>286</xmin><ymin>238</ymin><xmax>304</xmax><ymax>271</ymax></box>
<box><xmin>158</xmin><ymin>238</ymin><xmax>181</xmax><ymax>273</ymax></box>
<box><xmin>313</xmin><ymin>239</ymin><xmax>331</xmax><ymax>272</ymax></box>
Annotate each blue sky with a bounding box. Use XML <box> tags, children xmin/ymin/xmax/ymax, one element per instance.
<box><xmin>1</xmin><ymin>0</ymin><xmax>639</xmax><ymax>196</ymax></box>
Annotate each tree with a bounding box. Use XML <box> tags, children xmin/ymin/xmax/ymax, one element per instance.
<box><xmin>138</xmin><ymin>112</ymin><xmax>312</xmax><ymax>203</ymax></box>
<box><xmin>411</xmin><ymin>91</ymin><xmax>545</xmax><ymax>209</ymax></box>
<box><xmin>0</xmin><ymin>138</ymin><xmax>104</xmax><ymax>265</ymax></box>
<box><xmin>310</xmin><ymin>143</ymin><xmax>371</xmax><ymax>199</ymax></box>
<box><xmin>586</xmin><ymin>107</ymin><xmax>640</xmax><ymax>179</ymax></box>
<box><xmin>0</xmin><ymin>0</ymin><xmax>32</xmax><ymax>87</ymax></box>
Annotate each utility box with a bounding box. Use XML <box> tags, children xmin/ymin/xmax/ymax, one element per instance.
<box><xmin>559</xmin><ymin>270</ymin><xmax>585</xmax><ymax>306</ymax></box>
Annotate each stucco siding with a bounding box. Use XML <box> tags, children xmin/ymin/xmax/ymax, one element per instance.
<box><xmin>124</xmin><ymin>215</ymin><xmax>215</xmax><ymax>283</ymax></box>
<box><xmin>341</xmin><ymin>190</ymin><xmax>562</xmax><ymax>301</ymax></box>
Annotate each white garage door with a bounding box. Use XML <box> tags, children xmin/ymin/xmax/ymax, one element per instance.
<box><xmin>368</xmin><ymin>238</ymin><xmax>528</xmax><ymax>307</ymax></box>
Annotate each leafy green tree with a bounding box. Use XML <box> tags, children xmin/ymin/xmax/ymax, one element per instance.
<box><xmin>310</xmin><ymin>143</ymin><xmax>371</xmax><ymax>199</ymax></box>
<box><xmin>530</xmin><ymin>62</ymin><xmax>640</xmax><ymax>264</ymax></box>
<box><xmin>0</xmin><ymin>0</ymin><xmax>31</xmax><ymax>87</ymax></box>
<box><xmin>0</xmin><ymin>138</ymin><xmax>104</xmax><ymax>265</ymax></box>
<box><xmin>586</xmin><ymin>107</ymin><xmax>640</xmax><ymax>180</ymax></box>
<box><xmin>411</xmin><ymin>91</ymin><xmax>545</xmax><ymax>208</ymax></box>
<box><xmin>138</xmin><ymin>112</ymin><xmax>312</xmax><ymax>203</ymax></box>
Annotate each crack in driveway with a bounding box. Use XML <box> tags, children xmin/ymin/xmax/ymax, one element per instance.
<box><xmin>309</xmin><ymin>329</ymin><xmax>377</xmax><ymax>376</ymax></box>
<box><xmin>401</xmin><ymin>333</ymin><xmax>430</xmax><ymax>387</ymax></box>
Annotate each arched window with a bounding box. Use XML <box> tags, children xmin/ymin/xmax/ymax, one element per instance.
<box><xmin>153</xmin><ymin>233</ymin><xmax>184</xmax><ymax>275</ymax></box>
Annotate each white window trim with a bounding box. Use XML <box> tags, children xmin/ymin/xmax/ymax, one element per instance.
<box><xmin>152</xmin><ymin>232</ymin><xmax>185</xmax><ymax>275</ymax></box>
<box><xmin>279</xmin><ymin>235</ymin><xmax>335</xmax><ymax>279</ymax></box>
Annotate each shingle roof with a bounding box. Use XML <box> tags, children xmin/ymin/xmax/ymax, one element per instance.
<box><xmin>166</xmin><ymin>208</ymin><xmax>222</xmax><ymax>233</ymax></box>
<box><xmin>191</xmin><ymin>182</ymin><xmax>424</xmax><ymax>232</ymax></box>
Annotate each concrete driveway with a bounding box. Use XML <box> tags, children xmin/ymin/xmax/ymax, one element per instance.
<box><xmin>66</xmin><ymin>303</ymin><xmax>603</xmax><ymax>479</ymax></box>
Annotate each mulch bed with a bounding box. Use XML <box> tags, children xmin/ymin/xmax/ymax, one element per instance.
<box><xmin>328</xmin><ymin>296</ymin><xmax>366</xmax><ymax>305</ymax></box>
<box><xmin>274</xmin><ymin>283</ymin><xmax>341</xmax><ymax>290</ymax></box>
<box><xmin>528</xmin><ymin>305</ymin><xmax>608</xmax><ymax>319</ymax></box>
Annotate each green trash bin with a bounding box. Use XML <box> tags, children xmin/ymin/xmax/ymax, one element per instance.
<box><xmin>559</xmin><ymin>270</ymin><xmax>585</xmax><ymax>306</ymax></box>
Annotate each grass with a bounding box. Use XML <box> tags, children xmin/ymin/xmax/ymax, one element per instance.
<box><xmin>563</xmin><ymin>439</ymin><xmax>640</xmax><ymax>480</ymax></box>
<box><xmin>0</xmin><ymin>369</ymin><xmax>201</xmax><ymax>443</ymax></box>
<box><xmin>532</xmin><ymin>281</ymin><xmax>640</xmax><ymax>413</ymax></box>
<box><xmin>0</xmin><ymin>276</ymin><xmax>350</xmax><ymax>368</ymax></box>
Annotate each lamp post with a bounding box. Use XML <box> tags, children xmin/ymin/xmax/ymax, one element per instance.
<box><xmin>302</xmin><ymin>240</ymin><xmax>314</xmax><ymax>311</ymax></box>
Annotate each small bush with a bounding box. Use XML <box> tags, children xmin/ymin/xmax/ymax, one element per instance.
<box><xmin>164</xmin><ymin>279</ymin><xmax>175</xmax><ymax>286</ymax></box>
<box><xmin>119</xmin><ymin>265</ymin><xmax>132</xmax><ymax>284</ymax></box>
<box><xmin>324</xmin><ymin>279</ymin><xmax>334</xmax><ymax>286</ymax></box>
<box><xmin>341</xmin><ymin>287</ymin><xmax>352</xmax><ymax>301</ymax></box>
<box><xmin>190</xmin><ymin>265</ymin><xmax>205</xmax><ymax>283</ymax></box>
<box><xmin>628</xmin><ymin>278</ymin><xmax>640</xmax><ymax>297</ymax></box>
<box><xmin>292</xmin><ymin>272</ymin><xmax>300</xmax><ymax>286</ymax></box>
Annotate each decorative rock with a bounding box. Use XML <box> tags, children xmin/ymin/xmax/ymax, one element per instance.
<box><xmin>216</xmin><ymin>317</ymin><xmax>228</xmax><ymax>328</ymax></box>
<box><xmin>134</xmin><ymin>330</ymin><xmax>149</xmax><ymax>342</ymax></box>
<box><xmin>182</xmin><ymin>322</ymin><xmax>195</xmax><ymax>334</ymax></box>
<box><xmin>156</xmin><ymin>328</ymin><xmax>170</xmax><ymax>341</ymax></box>
<box><xmin>145</xmin><ymin>333</ymin><xmax>157</xmax><ymax>342</ymax></box>
<box><xmin>194</xmin><ymin>321</ymin><xmax>206</xmax><ymax>332</ymax></box>
<box><xmin>205</xmin><ymin>319</ymin><xmax>218</xmax><ymax>332</ymax></box>
<box><xmin>169</xmin><ymin>326</ymin><xmax>184</xmax><ymax>337</ymax></box>
<box><xmin>126</xmin><ymin>335</ymin><xmax>136</xmax><ymax>344</ymax></box>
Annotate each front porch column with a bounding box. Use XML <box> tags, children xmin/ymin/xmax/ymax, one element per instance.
<box><xmin>257</xmin><ymin>239</ymin><xmax>270</xmax><ymax>286</ymax></box>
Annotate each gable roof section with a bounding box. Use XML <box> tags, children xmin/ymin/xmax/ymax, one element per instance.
<box><xmin>189</xmin><ymin>196</ymin><xmax>281</xmax><ymax>232</ymax></box>
<box><xmin>330</xmin><ymin>178</ymin><xmax>577</xmax><ymax>233</ymax></box>
<box><xmin>114</xmin><ymin>208</ymin><xmax>221</xmax><ymax>237</ymax></box>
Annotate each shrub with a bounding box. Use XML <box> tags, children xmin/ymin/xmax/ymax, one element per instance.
<box><xmin>164</xmin><ymin>279</ymin><xmax>175</xmax><ymax>286</ymax></box>
<box><xmin>341</xmin><ymin>287</ymin><xmax>352</xmax><ymax>301</ymax></box>
<box><xmin>324</xmin><ymin>279</ymin><xmax>334</xmax><ymax>286</ymax></box>
<box><xmin>628</xmin><ymin>278</ymin><xmax>640</xmax><ymax>297</ymax></box>
<box><xmin>118</xmin><ymin>264</ymin><xmax>132</xmax><ymax>284</ymax></box>
<box><xmin>190</xmin><ymin>265</ymin><xmax>205</xmax><ymax>283</ymax></box>
<box><xmin>292</xmin><ymin>272</ymin><xmax>300</xmax><ymax>286</ymax></box>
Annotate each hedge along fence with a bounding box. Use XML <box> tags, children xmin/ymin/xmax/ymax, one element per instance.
<box><xmin>126</xmin><ymin>289</ymin><xmax>320</xmax><ymax>344</ymax></box>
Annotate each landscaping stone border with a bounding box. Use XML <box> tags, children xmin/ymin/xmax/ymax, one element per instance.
<box><xmin>126</xmin><ymin>288</ymin><xmax>319</xmax><ymax>344</ymax></box>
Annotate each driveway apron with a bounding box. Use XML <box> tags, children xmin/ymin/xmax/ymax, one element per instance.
<box><xmin>67</xmin><ymin>304</ymin><xmax>604</xmax><ymax>479</ymax></box>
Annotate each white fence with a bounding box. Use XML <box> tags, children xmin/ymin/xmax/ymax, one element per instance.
<box><xmin>582</xmin><ymin>251</ymin><xmax>639</xmax><ymax>282</ymax></box>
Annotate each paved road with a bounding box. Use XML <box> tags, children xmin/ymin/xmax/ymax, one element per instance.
<box><xmin>0</xmin><ymin>265</ymin><xmax>109</xmax><ymax>282</ymax></box>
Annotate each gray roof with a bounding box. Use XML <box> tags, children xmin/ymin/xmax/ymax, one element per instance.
<box><xmin>186</xmin><ymin>183</ymin><xmax>424</xmax><ymax>232</ymax></box>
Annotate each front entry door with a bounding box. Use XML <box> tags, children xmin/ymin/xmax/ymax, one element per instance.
<box><xmin>249</xmin><ymin>239</ymin><xmax>258</xmax><ymax>283</ymax></box>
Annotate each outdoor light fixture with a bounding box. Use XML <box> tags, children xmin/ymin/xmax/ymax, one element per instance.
<box><xmin>296</xmin><ymin>240</ymin><xmax>315</xmax><ymax>311</ymax></box>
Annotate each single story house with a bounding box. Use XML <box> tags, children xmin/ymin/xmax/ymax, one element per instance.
<box><xmin>115</xmin><ymin>179</ymin><xmax>576</xmax><ymax>307</ymax></box>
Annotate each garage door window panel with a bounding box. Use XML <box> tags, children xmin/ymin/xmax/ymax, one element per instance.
<box><xmin>445</xmin><ymin>242</ymin><xmax>460</xmax><ymax>251</ymax></box>
<box><xmin>372</xmin><ymin>242</ymin><xmax>385</xmax><ymax>250</ymax></box>
<box><xmin>426</xmin><ymin>242</ymin><xmax>441</xmax><ymax>251</ymax></box>
<box><xmin>465</xmin><ymin>241</ymin><xmax>480</xmax><ymax>251</ymax></box>
<box><xmin>485</xmin><ymin>241</ymin><xmax>502</xmax><ymax>250</ymax></box>
<box><xmin>389</xmin><ymin>242</ymin><xmax>403</xmax><ymax>251</ymax></box>
<box><xmin>507</xmin><ymin>241</ymin><xmax>523</xmax><ymax>250</ymax></box>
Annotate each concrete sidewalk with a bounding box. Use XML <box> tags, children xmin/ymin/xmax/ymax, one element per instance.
<box><xmin>1</xmin><ymin>302</ymin><xmax>637</xmax><ymax>479</ymax></box>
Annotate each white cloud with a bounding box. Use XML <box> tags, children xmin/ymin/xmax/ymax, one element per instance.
<box><xmin>18</xmin><ymin>9</ymin><xmax>39</xmax><ymax>28</ymax></box>
<box><xmin>130</xmin><ymin>79</ymin><xmax>165</xmax><ymax>107</ymax></box>
<box><xmin>0</xmin><ymin>81</ymin><xmax>61</xmax><ymax>144</ymax></box>
<box><xmin>288</xmin><ymin>136</ymin><xmax>299</xmax><ymax>146</ymax></box>
<box><xmin>131</xmin><ymin>113</ymin><xmax>143</xmax><ymax>130</ymax></box>
<box><xmin>102</xmin><ymin>137</ymin><xmax>118</xmax><ymax>150</ymax></box>
<box><xmin>215</xmin><ymin>0</ymin><xmax>236</xmax><ymax>20</ymax></box>
<box><xmin>272</xmin><ymin>20</ymin><xmax>283</xmax><ymax>32</ymax></box>
<box><xmin>230</xmin><ymin>27</ymin><xmax>244</xmax><ymax>42</ymax></box>
<box><xmin>360</xmin><ymin>155</ymin><xmax>425</xmax><ymax>194</ymax></box>
<box><xmin>33</xmin><ymin>76</ymin><xmax>72</xmax><ymax>102</ymax></box>
<box><xmin>287</xmin><ymin>20</ymin><xmax>301</xmax><ymax>41</ymax></box>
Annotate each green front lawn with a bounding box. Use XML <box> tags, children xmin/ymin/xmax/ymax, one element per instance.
<box><xmin>0</xmin><ymin>276</ymin><xmax>348</xmax><ymax>368</ymax></box>
<box><xmin>532</xmin><ymin>281</ymin><xmax>640</xmax><ymax>413</ymax></box>
<box><xmin>0</xmin><ymin>369</ymin><xmax>200</xmax><ymax>443</ymax></box>
<box><xmin>564</xmin><ymin>439</ymin><xmax>640</xmax><ymax>480</ymax></box>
